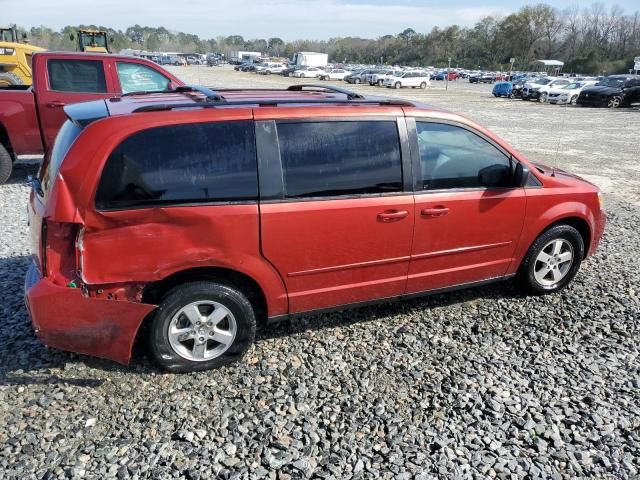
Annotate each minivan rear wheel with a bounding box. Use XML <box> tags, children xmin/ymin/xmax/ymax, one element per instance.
<box><xmin>518</xmin><ymin>225</ymin><xmax>584</xmax><ymax>295</ymax></box>
<box><xmin>149</xmin><ymin>281</ymin><xmax>256</xmax><ymax>372</ymax></box>
<box><xmin>0</xmin><ymin>143</ymin><xmax>13</xmax><ymax>185</ymax></box>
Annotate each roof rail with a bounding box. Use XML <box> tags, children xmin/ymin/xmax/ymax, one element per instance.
<box><xmin>120</xmin><ymin>84</ymin><xmax>225</xmax><ymax>102</ymax></box>
<box><xmin>286</xmin><ymin>84</ymin><xmax>364</xmax><ymax>100</ymax></box>
<box><xmin>132</xmin><ymin>98</ymin><xmax>414</xmax><ymax>114</ymax></box>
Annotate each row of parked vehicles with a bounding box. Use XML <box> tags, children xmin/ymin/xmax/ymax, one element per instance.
<box><xmin>492</xmin><ymin>74</ymin><xmax>640</xmax><ymax>108</ymax></box>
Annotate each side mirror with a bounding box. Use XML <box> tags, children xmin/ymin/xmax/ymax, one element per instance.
<box><xmin>513</xmin><ymin>162</ymin><xmax>530</xmax><ymax>187</ymax></box>
<box><xmin>478</xmin><ymin>164</ymin><xmax>510</xmax><ymax>187</ymax></box>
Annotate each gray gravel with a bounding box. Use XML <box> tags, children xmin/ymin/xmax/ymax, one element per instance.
<box><xmin>1</xmin><ymin>70</ymin><xmax>639</xmax><ymax>479</ymax></box>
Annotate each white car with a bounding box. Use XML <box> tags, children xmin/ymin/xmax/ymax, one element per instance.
<box><xmin>522</xmin><ymin>77</ymin><xmax>571</xmax><ymax>102</ymax></box>
<box><xmin>383</xmin><ymin>71</ymin><xmax>431</xmax><ymax>89</ymax></box>
<box><xmin>292</xmin><ymin>67</ymin><xmax>326</xmax><ymax>79</ymax></box>
<box><xmin>370</xmin><ymin>69</ymin><xmax>403</xmax><ymax>86</ymax></box>
<box><xmin>258</xmin><ymin>63</ymin><xmax>286</xmax><ymax>75</ymax></box>
<box><xmin>320</xmin><ymin>68</ymin><xmax>351</xmax><ymax>81</ymax></box>
<box><xmin>547</xmin><ymin>81</ymin><xmax>597</xmax><ymax>105</ymax></box>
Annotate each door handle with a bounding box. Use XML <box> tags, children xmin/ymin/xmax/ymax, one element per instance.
<box><xmin>377</xmin><ymin>210</ymin><xmax>409</xmax><ymax>222</ymax></box>
<box><xmin>47</xmin><ymin>101</ymin><xmax>66</xmax><ymax>108</ymax></box>
<box><xmin>421</xmin><ymin>207</ymin><xmax>450</xmax><ymax>217</ymax></box>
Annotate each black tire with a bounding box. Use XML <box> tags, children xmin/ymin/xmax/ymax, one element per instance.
<box><xmin>354</xmin><ymin>78</ymin><xmax>360</xmax><ymax>84</ymax></box>
<box><xmin>539</xmin><ymin>92</ymin><xmax>548</xmax><ymax>103</ymax></box>
<box><xmin>148</xmin><ymin>281</ymin><xmax>256</xmax><ymax>373</ymax></box>
<box><xmin>570</xmin><ymin>95</ymin><xmax>578</xmax><ymax>105</ymax></box>
<box><xmin>0</xmin><ymin>143</ymin><xmax>13</xmax><ymax>185</ymax></box>
<box><xmin>420</xmin><ymin>82</ymin><xmax>427</xmax><ymax>89</ymax></box>
<box><xmin>518</xmin><ymin>224</ymin><xmax>584</xmax><ymax>295</ymax></box>
<box><xmin>0</xmin><ymin>72</ymin><xmax>24</xmax><ymax>86</ymax></box>
<box><xmin>394</xmin><ymin>82</ymin><xmax>401</xmax><ymax>89</ymax></box>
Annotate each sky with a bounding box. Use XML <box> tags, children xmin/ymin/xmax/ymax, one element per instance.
<box><xmin>6</xmin><ymin>0</ymin><xmax>640</xmax><ymax>41</ymax></box>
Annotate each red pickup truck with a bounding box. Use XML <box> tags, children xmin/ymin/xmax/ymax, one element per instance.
<box><xmin>0</xmin><ymin>51</ymin><xmax>184</xmax><ymax>184</ymax></box>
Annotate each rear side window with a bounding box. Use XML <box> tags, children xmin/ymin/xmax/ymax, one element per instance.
<box><xmin>38</xmin><ymin>120</ymin><xmax>82</xmax><ymax>196</ymax></box>
<box><xmin>47</xmin><ymin>59</ymin><xmax>107</xmax><ymax>93</ymax></box>
<box><xmin>95</xmin><ymin>121</ymin><xmax>257</xmax><ymax>210</ymax></box>
<box><xmin>276</xmin><ymin>121</ymin><xmax>402</xmax><ymax>198</ymax></box>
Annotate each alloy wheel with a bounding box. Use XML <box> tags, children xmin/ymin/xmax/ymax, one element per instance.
<box><xmin>533</xmin><ymin>239</ymin><xmax>574</xmax><ymax>287</ymax></box>
<box><xmin>167</xmin><ymin>301</ymin><xmax>237</xmax><ymax>361</ymax></box>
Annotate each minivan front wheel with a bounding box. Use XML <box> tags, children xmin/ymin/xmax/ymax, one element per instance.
<box><xmin>518</xmin><ymin>225</ymin><xmax>584</xmax><ymax>295</ymax></box>
<box><xmin>149</xmin><ymin>281</ymin><xmax>256</xmax><ymax>372</ymax></box>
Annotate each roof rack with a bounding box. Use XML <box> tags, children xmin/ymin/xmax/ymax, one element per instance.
<box><xmin>285</xmin><ymin>84</ymin><xmax>364</xmax><ymax>100</ymax></box>
<box><xmin>120</xmin><ymin>84</ymin><xmax>225</xmax><ymax>102</ymax></box>
<box><xmin>132</xmin><ymin>98</ymin><xmax>414</xmax><ymax>113</ymax></box>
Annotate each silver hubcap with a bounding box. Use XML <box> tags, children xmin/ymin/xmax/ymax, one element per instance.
<box><xmin>168</xmin><ymin>301</ymin><xmax>236</xmax><ymax>362</ymax></box>
<box><xmin>534</xmin><ymin>239</ymin><xmax>574</xmax><ymax>287</ymax></box>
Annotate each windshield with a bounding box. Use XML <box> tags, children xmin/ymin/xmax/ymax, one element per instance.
<box><xmin>0</xmin><ymin>29</ymin><xmax>17</xmax><ymax>43</ymax></box>
<box><xmin>80</xmin><ymin>32</ymin><xmax>106</xmax><ymax>48</ymax></box>
<box><xmin>533</xmin><ymin>78</ymin><xmax>551</xmax><ymax>85</ymax></box>
<box><xmin>394</xmin><ymin>72</ymin><xmax>403</xmax><ymax>77</ymax></box>
<box><xmin>598</xmin><ymin>77</ymin><xmax>625</xmax><ymax>88</ymax></box>
<box><xmin>562</xmin><ymin>83</ymin><xmax>582</xmax><ymax>89</ymax></box>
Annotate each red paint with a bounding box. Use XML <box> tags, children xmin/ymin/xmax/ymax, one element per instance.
<box><xmin>0</xmin><ymin>52</ymin><xmax>183</xmax><ymax>156</ymax></box>
<box><xmin>25</xmin><ymin>89</ymin><xmax>606</xmax><ymax>364</ymax></box>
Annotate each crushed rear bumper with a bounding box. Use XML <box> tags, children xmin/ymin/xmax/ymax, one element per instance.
<box><xmin>24</xmin><ymin>261</ymin><xmax>156</xmax><ymax>364</ymax></box>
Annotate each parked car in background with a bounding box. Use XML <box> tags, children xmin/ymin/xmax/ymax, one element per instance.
<box><xmin>0</xmin><ymin>51</ymin><xmax>182</xmax><ymax>184</ymax></box>
<box><xmin>292</xmin><ymin>66</ymin><xmax>326</xmax><ymax>78</ymax></box>
<box><xmin>344</xmin><ymin>69</ymin><xmax>371</xmax><ymax>84</ymax></box>
<box><xmin>257</xmin><ymin>63</ymin><xmax>286</xmax><ymax>75</ymax></box>
<box><xmin>383</xmin><ymin>71</ymin><xmax>430</xmax><ymax>89</ymax></box>
<box><xmin>320</xmin><ymin>68</ymin><xmax>351</xmax><ymax>81</ymax></box>
<box><xmin>522</xmin><ymin>77</ymin><xmax>571</xmax><ymax>102</ymax></box>
<box><xmin>510</xmin><ymin>78</ymin><xmax>527</xmax><ymax>98</ymax></box>
<box><xmin>492</xmin><ymin>81</ymin><xmax>513</xmax><ymax>98</ymax></box>
<box><xmin>369</xmin><ymin>69</ymin><xmax>401</xmax><ymax>86</ymax></box>
<box><xmin>25</xmin><ymin>84</ymin><xmax>605</xmax><ymax>372</ymax></box>
<box><xmin>547</xmin><ymin>81</ymin><xmax>597</xmax><ymax>105</ymax></box>
<box><xmin>577</xmin><ymin>75</ymin><xmax>640</xmax><ymax>108</ymax></box>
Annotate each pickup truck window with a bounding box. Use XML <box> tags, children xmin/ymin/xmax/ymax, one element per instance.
<box><xmin>47</xmin><ymin>59</ymin><xmax>107</xmax><ymax>93</ymax></box>
<box><xmin>116</xmin><ymin>62</ymin><xmax>171</xmax><ymax>94</ymax></box>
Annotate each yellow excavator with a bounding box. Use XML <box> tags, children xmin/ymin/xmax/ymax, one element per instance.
<box><xmin>70</xmin><ymin>29</ymin><xmax>110</xmax><ymax>53</ymax></box>
<box><xmin>0</xmin><ymin>25</ymin><xmax>45</xmax><ymax>86</ymax></box>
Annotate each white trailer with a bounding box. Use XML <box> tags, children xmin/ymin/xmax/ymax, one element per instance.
<box><xmin>233</xmin><ymin>51</ymin><xmax>262</xmax><ymax>63</ymax></box>
<box><xmin>292</xmin><ymin>52</ymin><xmax>329</xmax><ymax>67</ymax></box>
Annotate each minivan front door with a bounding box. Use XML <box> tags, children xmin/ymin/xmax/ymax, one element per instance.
<box><xmin>257</xmin><ymin>117</ymin><xmax>414</xmax><ymax>314</ymax></box>
<box><xmin>407</xmin><ymin>119</ymin><xmax>526</xmax><ymax>294</ymax></box>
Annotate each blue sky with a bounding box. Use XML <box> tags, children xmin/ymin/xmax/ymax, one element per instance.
<box><xmin>9</xmin><ymin>0</ymin><xmax>640</xmax><ymax>40</ymax></box>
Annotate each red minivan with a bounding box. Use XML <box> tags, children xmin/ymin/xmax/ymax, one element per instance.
<box><xmin>25</xmin><ymin>85</ymin><xmax>606</xmax><ymax>372</ymax></box>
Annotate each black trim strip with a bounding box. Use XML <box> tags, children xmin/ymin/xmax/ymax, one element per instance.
<box><xmin>267</xmin><ymin>274</ymin><xmax>515</xmax><ymax>322</ymax></box>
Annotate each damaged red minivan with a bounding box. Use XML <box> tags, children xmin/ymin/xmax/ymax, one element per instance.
<box><xmin>25</xmin><ymin>85</ymin><xmax>606</xmax><ymax>372</ymax></box>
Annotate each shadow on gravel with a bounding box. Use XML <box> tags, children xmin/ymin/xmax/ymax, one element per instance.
<box><xmin>3</xmin><ymin>162</ymin><xmax>39</xmax><ymax>186</ymax></box>
<box><xmin>1</xmin><ymin>250</ymin><xmax>522</xmax><ymax>378</ymax></box>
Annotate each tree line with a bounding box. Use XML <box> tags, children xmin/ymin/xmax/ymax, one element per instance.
<box><xmin>18</xmin><ymin>3</ymin><xmax>640</xmax><ymax>74</ymax></box>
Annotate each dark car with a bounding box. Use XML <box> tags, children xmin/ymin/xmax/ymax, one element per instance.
<box><xmin>577</xmin><ymin>75</ymin><xmax>640</xmax><ymax>108</ymax></box>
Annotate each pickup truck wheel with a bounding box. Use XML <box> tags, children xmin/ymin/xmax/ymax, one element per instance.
<box><xmin>0</xmin><ymin>143</ymin><xmax>13</xmax><ymax>185</ymax></box>
<box><xmin>0</xmin><ymin>72</ymin><xmax>24</xmax><ymax>86</ymax></box>
<box><xmin>518</xmin><ymin>225</ymin><xmax>584</xmax><ymax>295</ymax></box>
<box><xmin>607</xmin><ymin>96</ymin><xmax>621</xmax><ymax>108</ymax></box>
<box><xmin>149</xmin><ymin>281</ymin><xmax>256</xmax><ymax>373</ymax></box>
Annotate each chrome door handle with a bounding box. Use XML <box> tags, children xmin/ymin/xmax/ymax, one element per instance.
<box><xmin>421</xmin><ymin>207</ymin><xmax>449</xmax><ymax>217</ymax></box>
<box><xmin>377</xmin><ymin>210</ymin><xmax>409</xmax><ymax>222</ymax></box>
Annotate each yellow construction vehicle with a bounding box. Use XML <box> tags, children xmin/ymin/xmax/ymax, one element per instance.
<box><xmin>0</xmin><ymin>26</ymin><xmax>45</xmax><ymax>86</ymax></box>
<box><xmin>71</xmin><ymin>29</ymin><xmax>110</xmax><ymax>53</ymax></box>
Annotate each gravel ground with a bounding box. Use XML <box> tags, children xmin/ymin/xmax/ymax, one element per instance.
<box><xmin>1</xmin><ymin>67</ymin><xmax>639</xmax><ymax>479</ymax></box>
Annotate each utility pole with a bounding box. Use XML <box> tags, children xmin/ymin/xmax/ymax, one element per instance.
<box><xmin>446</xmin><ymin>57</ymin><xmax>451</xmax><ymax>91</ymax></box>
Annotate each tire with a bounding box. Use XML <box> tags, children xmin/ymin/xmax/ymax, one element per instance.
<box><xmin>378</xmin><ymin>79</ymin><xmax>384</xmax><ymax>86</ymax></box>
<box><xmin>518</xmin><ymin>225</ymin><xmax>584</xmax><ymax>295</ymax></box>
<box><xmin>394</xmin><ymin>82</ymin><xmax>401</xmax><ymax>89</ymax></box>
<box><xmin>354</xmin><ymin>78</ymin><xmax>360</xmax><ymax>84</ymax></box>
<box><xmin>148</xmin><ymin>281</ymin><xmax>256</xmax><ymax>373</ymax></box>
<box><xmin>539</xmin><ymin>92</ymin><xmax>548</xmax><ymax>103</ymax></box>
<box><xmin>0</xmin><ymin>72</ymin><xmax>24</xmax><ymax>86</ymax></box>
<box><xmin>607</xmin><ymin>96</ymin><xmax>621</xmax><ymax>108</ymax></box>
<box><xmin>420</xmin><ymin>82</ymin><xmax>427</xmax><ymax>89</ymax></box>
<box><xmin>494</xmin><ymin>93</ymin><xmax>499</xmax><ymax>97</ymax></box>
<box><xmin>570</xmin><ymin>95</ymin><xmax>578</xmax><ymax>105</ymax></box>
<box><xmin>265</xmin><ymin>70</ymin><xmax>271</xmax><ymax>75</ymax></box>
<box><xmin>300</xmin><ymin>73</ymin><xmax>305</xmax><ymax>78</ymax></box>
<box><xmin>0</xmin><ymin>143</ymin><xmax>13</xmax><ymax>185</ymax></box>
